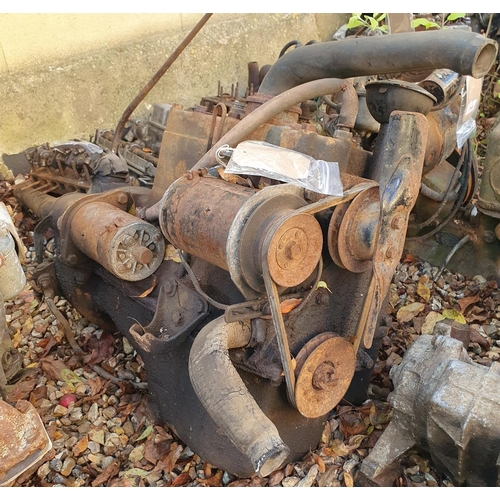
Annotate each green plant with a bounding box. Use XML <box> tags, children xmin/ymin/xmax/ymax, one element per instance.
<box><xmin>347</xmin><ymin>13</ymin><xmax>388</xmax><ymax>33</ymax></box>
<box><xmin>411</xmin><ymin>13</ymin><xmax>466</xmax><ymax>30</ymax></box>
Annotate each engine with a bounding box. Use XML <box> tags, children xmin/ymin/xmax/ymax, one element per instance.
<box><xmin>11</xmin><ymin>27</ymin><xmax>498</xmax><ymax>477</ymax></box>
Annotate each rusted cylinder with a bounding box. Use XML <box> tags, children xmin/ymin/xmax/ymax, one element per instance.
<box><xmin>70</xmin><ymin>201</ymin><xmax>165</xmax><ymax>281</ymax></box>
<box><xmin>259</xmin><ymin>30</ymin><xmax>497</xmax><ymax>96</ymax></box>
<box><xmin>12</xmin><ymin>184</ymin><xmax>56</xmax><ymax>219</ymax></box>
<box><xmin>160</xmin><ymin>176</ymin><xmax>255</xmax><ymax>270</ymax></box>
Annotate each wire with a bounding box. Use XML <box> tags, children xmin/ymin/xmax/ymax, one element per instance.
<box><xmin>433</xmin><ymin>234</ymin><xmax>470</xmax><ymax>281</ymax></box>
<box><xmin>406</xmin><ymin>139</ymin><xmax>472</xmax><ymax>242</ymax></box>
<box><xmin>408</xmin><ymin>141</ymin><xmax>467</xmax><ymax>231</ymax></box>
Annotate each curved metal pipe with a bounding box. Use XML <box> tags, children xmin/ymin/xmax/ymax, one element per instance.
<box><xmin>260</xmin><ymin>30</ymin><xmax>497</xmax><ymax>96</ymax></box>
<box><xmin>189</xmin><ymin>316</ymin><xmax>290</xmax><ymax>477</ymax></box>
<box><xmin>192</xmin><ymin>78</ymin><xmax>358</xmax><ymax>171</ymax></box>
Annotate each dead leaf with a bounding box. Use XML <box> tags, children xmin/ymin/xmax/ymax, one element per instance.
<box><xmin>280</xmin><ymin>298</ymin><xmax>302</xmax><ymax>314</ymax></box>
<box><xmin>83</xmin><ymin>332</ymin><xmax>115</xmax><ymax>365</ymax></box>
<box><xmin>132</xmin><ymin>276</ymin><xmax>157</xmax><ymax>299</ymax></box>
<box><xmin>396</xmin><ymin>302</ymin><xmax>425</xmax><ymax>323</ymax></box>
<box><xmin>88</xmin><ymin>377</ymin><xmax>104</xmax><ymax>396</ymax></box>
<box><xmin>197</xmin><ymin>469</ymin><xmax>223</xmax><ymax>487</ymax></box>
<box><xmin>228</xmin><ymin>479</ymin><xmax>251</xmax><ymax>487</ymax></box>
<box><xmin>344</xmin><ymin>471</ymin><xmax>354</xmax><ymax>487</ymax></box>
<box><xmin>152</xmin><ymin>443</ymin><xmax>182</xmax><ymax>475</ymax></box>
<box><xmin>324</xmin><ymin>439</ymin><xmax>349</xmax><ymax>457</ymax></box>
<box><xmin>348</xmin><ymin>434</ymin><xmax>367</xmax><ymax>451</ymax></box>
<box><xmin>164</xmin><ymin>245</ymin><xmax>181</xmax><ymax>263</ymax></box>
<box><xmin>92</xmin><ymin>459</ymin><xmax>120</xmax><ymax>487</ymax></box>
<box><xmin>41</xmin><ymin>356</ymin><xmax>70</xmax><ymax>381</ymax></box>
<box><xmin>268</xmin><ymin>469</ymin><xmax>286</xmax><ymax>486</ymax></box>
<box><xmin>339</xmin><ymin>411</ymin><xmax>367</xmax><ymax>438</ymax></box>
<box><xmin>442</xmin><ymin>309</ymin><xmax>466</xmax><ymax>324</ymax></box>
<box><xmin>170</xmin><ymin>473</ymin><xmax>193</xmax><ymax>487</ymax></box>
<box><xmin>417</xmin><ymin>282</ymin><xmax>431</xmax><ymax>302</ymax></box>
<box><xmin>7</xmin><ymin>377</ymin><xmax>37</xmax><ymax>402</ymax></box>
<box><xmin>385</xmin><ymin>351</ymin><xmax>402</xmax><ymax>368</ymax></box>
<box><xmin>421</xmin><ymin>312</ymin><xmax>445</xmax><ymax>335</ymax></box>
<box><xmin>73</xmin><ymin>435</ymin><xmax>89</xmax><ymax>457</ymax></box>
<box><xmin>312</xmin><ymin>454</ymin><xmax>326</xmax><ymax>473</ymax></box>
<box><xmin>458</xmin><ymin>294</ymin><xmax>480</xmax><ymax>313</ymax></box>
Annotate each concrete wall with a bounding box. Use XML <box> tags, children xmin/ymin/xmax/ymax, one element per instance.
<box><xmin>0</xmin><ymin>13</ymin><xmax>348</xmax><ymax>175</ymax></box>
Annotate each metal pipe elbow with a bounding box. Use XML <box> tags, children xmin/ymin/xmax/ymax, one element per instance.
<box><xmin>260</xmin><ymin>30</ymin><xmax>498</xmax><ymax>96</ymax></box>
<box><xmin>188</xmin><ymin>316</ymin><xmax>290</xmax><ymax>477</ymax></box>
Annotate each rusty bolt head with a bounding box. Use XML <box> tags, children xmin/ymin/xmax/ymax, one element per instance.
<box><xmin>285</xmin><ymin>241</ymin><xmax>302</xmax><ymax>260</ymax></box>
<box><xmin>117</xmin><ymin>193</ymin><xmax>128</xmax><ymax>205</ymax></box>
<box><xmin>312</xmin><ymin>361</ymin><xmax>337</xmax><ymax>391</ymax></box>
<box><xmin>385</xmin><ymin>246</ymin><xmax>397</xmax><ymax>260</ymax></box>
<box><xmin>484</xmin><ymin>230</ymin><xmax>496</xmax><ymax>243</ymax></box>
<box><xmin>391</xmin><ymin>216</ymin><xmax>405</xmax><ymax>230</ymax></box>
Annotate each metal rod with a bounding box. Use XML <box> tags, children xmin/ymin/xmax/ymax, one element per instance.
<box><xmin>433</xmin><ymin>234</ymin><xmax>470</xmax><ymax>282</ymax></box>
<box><xmin>111</xmin><ymin>13</ymin><xmax>213</xmax><ymax>153</ymax></box>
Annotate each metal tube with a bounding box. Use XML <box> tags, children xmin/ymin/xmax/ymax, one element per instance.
<box><xmin>189</xmin><ymin>316</ymin><xmax>290</xmax><ymax>477</ymax></box>
<box><xmin>259</xmin><ymin>30</ymin><xmax>497</xmax><ymax>96</ymax></box>
<box><xmin>111</xmin><ymin>13</ymin><xmax>213</xmax><ymax>153</ymax></box>
<box><xmin>192</xmin><ymin>78</ymin><xmax>358</xmax><ymax>171</ymax></box>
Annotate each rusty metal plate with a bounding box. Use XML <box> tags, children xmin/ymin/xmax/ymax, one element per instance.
<box><xmin>294</xmin><ymin>336</ymin><xmax>356</xmax><ymax>419</ymax></box>
<box><xmin>0</xmin><ymin>400</ymin><xmax>52</xmax><ymax>486</ymax></box>
<box><xmin>338</xmin><ymin>186</ymin><xmax>380</xmax><ymax>273</ymax></box>
<box><xmin>267</xmin><ymin>213</ymin><xmax>323</xmax><ymax>288</ymax></box>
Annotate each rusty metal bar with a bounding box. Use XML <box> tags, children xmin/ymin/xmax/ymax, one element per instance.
<box><xmin>111</xmin><ymin>13</ymin><xmax>213</xmax><ymax>153</ymax></box>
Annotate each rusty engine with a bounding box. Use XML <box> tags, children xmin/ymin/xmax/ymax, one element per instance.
<box><xmin>10</xmin><ymin>17</ymin><xmax>499</xmax><ymax>478</ymax></box>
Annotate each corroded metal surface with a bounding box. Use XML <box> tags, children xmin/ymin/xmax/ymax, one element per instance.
<box><xmin>294</xmin><ymin>334</ymin><xmax>355</xmax><ymax>418</ymax></box>
<box><xmin>0</xmin><ymin>400</ymin><xmax>52</xmax><ymax>486</ymax></box>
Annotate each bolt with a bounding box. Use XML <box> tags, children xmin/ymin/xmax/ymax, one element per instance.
<box><xmin>67</xmin><ymin>254</ymin><xmax>78</xmax><ymax>266</ymax></box>
<box><xmin>385</xmin><ymin>246</ymin><xmax>397</xmax><ymax>259</ymax></box>
<box><xmin>131</xmin><ymin>246</ymin><xmax>153</xmax><ymax>265</ymax></box>
<box><xmin>285</xmin><ymin>241</ymin><xmax>302</xmax><ymax>260</ymax></box>
<box><xmin>484</xmin><ymin>230</ymin><xmax>496</xmax><ymax>243</ymax></box>
<box><xmin>117</xmin><ymin>193</ymin><xmax>128</xmax><ymax>205</ymax></box>
<box><xmin>164</xmin><ymin>279</ymin><xmax>176</xmax><ymax>297</ymax></box>
<box><xmin>391</xmin><ymin>216</ymin><xmax>404</xmax><ymax>230</ymax></box>
<box><xmin>312</xmin><ymin>361</ymin><xmax>337</xmax><ymax>391</ymax></box>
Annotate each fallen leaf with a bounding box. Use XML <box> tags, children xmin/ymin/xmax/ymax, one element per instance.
<box><xmin>152</xmin><ymin>443</ymin><xmax>182</xmax><ymax>475</ymax></box>
<box><xmin>83</xmin><ymin>332</ymin><xmax>115</xmax><ymax>365</ymax></box>
<box><xmin>132</xmin><ymin>276</ymin><xmax>157</xmax><ymax>299</ymax></box>
<box><xmin>123</xmin><ymin>468</ymin><xmax>149</xmax><ymax>479</ymax></box>
<box><xmin>92</xmin><ymin>459</ymin><xmax>120</xmax><ymax>487</ymax></box>
<box><xmin>280</xmin><ymin>298</ymin><xmax>302</xmax><ymax>314</ymax></box>
<box><xmin>312</xmin><ymin>454</ymin><xmax>326</xmax><ymax>473</ymax></box>
<box><xmin>6</xmin><ymin>377</ymin><xmax>37</xmax><ymax>402</ymax></box>
<box><xmin>458</xmin><ymin>294</ymin><xmax>480</xmax><ymax>313</ymax></box>
<box><xmin>421</xmin><ymin>312</ymin><xmax>445</xmax><ymax>335</ymax></box>
<box><xmin>197</xmin><ymin>469</ymin><xmax>223</xmax><ymax>487</ymax></box>
<box><xmin>340</xmin><ymin>411</ymin><xmax>367</xmax><ymax>438</ymax></box>
<box><xmin>316</xmin><ymin>281</ymin><xmax>332</xmax><ymax>293</ymax></box>
<box><xmin>73</xmin><ymin>435</ymin><xmax>89</xmax><ymax>457</ymax></box>
<box><xmin>136</xmin><ymin>424</ymin><xmax>153</xmax><ymax>442</ymax></box>
<box><xmin>41</xmin><ymin>356</ymin><xmax>70</xmax><ymax>381</ymax></box>
<box><xmin>164</xmin><ymin>245</ymin><xmax>181</xmax><ymax>263</ymax></box>
<box><xmin>268</xmin><ymin>469</ymin><xmax>286</xmax><ymax>486</ymax></box>
<box><xmin>442</xmin><ymin>309</ymin><xmax>466</xmax><ymax>324</ymax></box>
<box><xmin>324</xmin><ymin>439</ymin><xmax>350</xmax><ymax>457</ymax></box>
<box><xmin>417</xmin><ymin>282</ymin><xmax>431</xmax><ymax>302</ymax></box>
<box><xmin>348</xmin><ymin>434</ymin><xmax>367</xmax><ymax>451</ymax></box>
<box><xmin>170</xmin><ymin>473</ymin><xmax>193</xmax><ymax>487</ymax></box>
<box><xmin>88</xmin><ymin>377</ymin><xmax>104</xmax><ymax>396</ymax></box>
<box><xmin>396</xmin><ymin>302</ymin><xmax>425</xmax><ymax>323</ymax></box>
<box><xmin>344</xmin><ymin>471</ymin><xmax>354</xmax><ymax>487</ymax></box>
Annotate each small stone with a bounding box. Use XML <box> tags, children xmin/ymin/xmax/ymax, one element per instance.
<box><xmin>123</xmin><ymin>421</ymin><xmax>135</xmax><ymax>437</ymax></box>
<box><xmin>122</xmin><ymin>337</ymin><xmax>134</xmax><ymax>354</ymax></box>
<box><xmin>66</xmin><ymin>437</ymin><xmax>78</xmax><ymax>449</ymax></box>
<box><xmin>69</xmin><ymin>407</ymin><xmax>84</xmax><ymax>422</ymax></box>
<box><xmin>50</xmin><ymin>458</ymin><xmax>63</xmax><ymax>472</ymax></box>
<box><xmin>103</xmin><ymin>407</ymin><xmax>117</xmax><ymax>419</ymax></box>
<box><xmin>87</xmin><ymin>453</ymin><xmax>102</xmax><ymax>466</ymax></box>
<box><xmin>282</xmin><ymin>477</ymin><xmax>300</xmax><ymax>487</ymax></box>
<box><xmin>75</xmin><ymin>383</ymin><xmax>89</xmax><ymax>396</ymax></box>
<box><xmin>61</xmin><ymin>457</ymin><xmax>76</xmax><ymax>477</ymax></box>
<box><xmin>129</xmin><ymin>444</ymin><xmax>144</xmax><ymax>463</ymax></box>
<box><xmin>81</xmin><ymin>326</ymin><xmax>96</xmax><ymax>335</ymax></box>
<box><xmin>88</xmin><ymin>402</ymin><xmax>99</xmax><ymax>422</ymax></box>
<box><xmin>53</xmin><ymin>405</ymin><xmax>68</xmax><ymax>417</ymax></box>
<box><xmin>101</xmin><ymin>456</ymin><xmax>115</xmax><ymax>469</ymax></box>
<box><xmin>77</xmin><ymin>421</ymin><xmax>91</xmax><ymax>434</ymax></box>
<box><xmin>37</xmin><ymin>462</ymin><xmax>51</xmax><ymax>479</ymax></box>
<box><xmin>89</xmin><ymin>428</ymin><xmax>105</xmax><ymax>445</ymax></box>
<box><xmin>88</xmin><ymin>441</ymin><xmax>101</xmax><ymax>454</ymax></box>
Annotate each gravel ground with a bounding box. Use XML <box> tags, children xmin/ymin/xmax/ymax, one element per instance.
<box><xmin>2</xmin><ymin>177</ymin><xmax>499</xmax><ymax>488</ymax></box>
